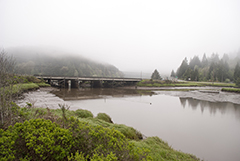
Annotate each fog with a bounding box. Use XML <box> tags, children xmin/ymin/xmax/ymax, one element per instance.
<box><xmin>1</xmin><ymin>0</ymin><xmax>240</xmax><ymax>75</ymax></box>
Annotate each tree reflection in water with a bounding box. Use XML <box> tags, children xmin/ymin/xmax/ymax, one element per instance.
<box><xmin>179</xmin><ymin>97</ymin><xmax>240</xmax><ymax>120</ymax></box>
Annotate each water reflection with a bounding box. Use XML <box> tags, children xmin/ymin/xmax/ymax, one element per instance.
<box><xmin>179</xmin><ymin>97</ymin><xmax>240</xmax><ymax>119</ymax></box>
<box><xmin>51</xmin><ymin>88</ymin><xmax>154</xmax><ymax>100</ymax></box>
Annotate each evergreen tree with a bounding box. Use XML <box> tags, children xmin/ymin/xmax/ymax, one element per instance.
<box><xmin>189</xmin><ymin>56</ymin><xmax>201</xmax><ymax>69</ymax></box>
<box><xmin>151</xmin><ymin>69</ymin><xmax>162</xmax><ymax>80</ymax></box>
<box><xmin>183</xmin><ymin>67</ymin><xmax>192</xmax><ymax>80</ymax></box>
<box><xmin>234</xmin><ymin>62</ymin><xmax>240</xmax><ymax>82</ymax></box>
<box><xmin>210</xmin><ymin>53</ymin><xmax>219</xmax><ymax>63</ymax></box>
<box><xmin>176</xmin><ymin>57</ymin><xmax>188</xmax><ymax>79</ymax></box>
<box><xmin>201</xmin><ymin>53</ymin><xmax>208</xmax><ymax>67</ymax></box>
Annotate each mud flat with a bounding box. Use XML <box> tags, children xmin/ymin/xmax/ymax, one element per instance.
<box><xmin>155</xmin><ymin>89</ymin><xmax>240</xmax><ymax>105</ymax></box>
<box><xmin>16</xmin><ymin>87</ymin><xmax>69</xmax><ymax>109</ymax></box>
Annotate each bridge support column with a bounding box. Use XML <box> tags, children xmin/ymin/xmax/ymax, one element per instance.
<box><xmin>92</xmin><ymin>80</ymin><xmax>103</xmax><ymax>88</ymax></box>
<box><xmin>68</xmin><ymin>80</ymin><xmax>71</xmax><ymax>90</ymax></box>
<box><xmin>70</xmin><ymin>80</ymin><xmax>78</xmax><ymax>88</ymax></box>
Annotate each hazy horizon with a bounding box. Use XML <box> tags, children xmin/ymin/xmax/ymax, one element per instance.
<box><xmin>1</xmin><ymin>0</ymin><xmax>240</xmax><ymax>74</ymax></box>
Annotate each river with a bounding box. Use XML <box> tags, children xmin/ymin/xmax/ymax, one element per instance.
<box><xmin>16</xmin><ymin>87</ymin><xmax>240</xmax><ymax>161</ymax></box>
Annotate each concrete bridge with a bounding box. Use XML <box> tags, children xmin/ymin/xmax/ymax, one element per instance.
<box><xmin>35</xmin><ymin>75</ymin><xmax>142</xmax><ymax>88</ymax></box>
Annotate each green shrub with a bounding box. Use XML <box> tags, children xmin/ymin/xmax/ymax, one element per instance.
<box><xmin>25</xmin><ymin>76</ymin><xmax>42</xmax><ymax>83</ymax></box>
<box><xmin>110</xmin><ymin>124</ymin><xmax>143</xmax><ymax>140</ymax></box>
<box><xmin>96</xmin><ymin>113</ymin><xmax>113</xmax><ymax>123</ymax></box>
<box><xmin>0</xmin><ymin>119</ymin><xmax>73</xmax><ymax>160</ymax></box>
<box><xmin>68</xmin><ymin>118</ymin><xmax>149</xmax><ymax>161</ymax></box>
<box><xmin>131</xmin><ymin>137</ymin><xmax>199</xmax><ymax>161</ymax></box>
<box><xmin>0</xmin><ymin>118</ymin><xmax>150</xmax><ymax>160</ymax></box>
<box><xmin>37</xmin><ymin>82</ymin><xmax>51</xmax><ymax>87</ymax></box>
<box><xmin>225</xmin><ymin>78</ymin><xmax>230</xmax><ymax>83</ymax></box>
<box><xmin>75</xmin><ymin>109</ymin><xmax>94</xmax><ymax>118</ymax></box>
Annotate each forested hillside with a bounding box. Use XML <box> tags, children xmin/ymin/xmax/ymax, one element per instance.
<box><xmin>173</xmin><ymin>51</ymin><xmax>240</xmax><ymax>82</ymax></box>
<box><xmin>7</xmin><ymin>47</ymin><xmax>123</xmax><ymax>77</ymax></box>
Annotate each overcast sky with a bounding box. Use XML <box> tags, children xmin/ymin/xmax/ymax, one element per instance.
<box><xmin>1</xmin><ymin>0</ymin><xmax>240</xmax><ymax>74</ymax></box>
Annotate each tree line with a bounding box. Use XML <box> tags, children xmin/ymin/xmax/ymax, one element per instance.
<box><xmin>172</xmin><ymin>52</ymin><xmax>240</xmax><ymax>83</ymax></box>
<box><xmin>6</xmin><ymin>47</ymin><xmax>123</xmax><ymax>77</ymax></box>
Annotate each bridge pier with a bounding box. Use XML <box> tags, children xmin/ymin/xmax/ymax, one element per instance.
<box><xmin>92</xmin><ymin>80</ymin><xmax>103</xmax><ymax>88</ymax></box>
<box><xmin>70</xmin><ymin>80</ymin><xmax>79</xmax><ymax>88</ymax></box>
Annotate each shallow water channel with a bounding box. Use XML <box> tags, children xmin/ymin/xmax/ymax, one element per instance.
<box><xmin>17</xmin><ymin>88</ymin><xmax>240</xmax><ymax>161</ymax></box>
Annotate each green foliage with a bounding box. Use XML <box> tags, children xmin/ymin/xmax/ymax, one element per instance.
<box><xmin>176</xmin><ymin>58</ymin><xmax>189</xmax><ymax>79</ymax></box>
<box><xmin>0</xmin><ymin>103</ymin><xmax>201</xmax><ymax>161</ymax></box>
<box><xmin>96</xmin><ymin>113</ymin><xmax>113</xmax><ymax>123</ymax></box>
<box><xmin>225</xmin><ymin>78</ymin><xmax>230</xmax><ymax>83</ymax></box>
<box><xmin>236</xmin><ymin>78</ymin><xmax>240</xmax><ymax>87</ymax></box>
<box><xmin>151</xmin><ymin>69</ymin><xmax>162</xmax><ymax>80</ymax></box>
<box><xmin>0</xmin><ymin>119</ymin><xmax>73</xmax><ymax>160</ymax></box>
<box><xmin>0</xmin><ymin>118</ymin><xmax>151</xmax><ymax>160</ymax></box>
<box><xmin>109</xmin><ymin>124</ymin><xmax>143</xmax><ymax>140</ymax></box>
<box><xmin>137</xmin><ymin>79</ymin><xmax>236</xmax><ymax>88</ymax></box>
<box><xmin>58</xmin><ymin>104</ymin><xmax>70</xmax><ymax>122</ymax></box>
<box><xmin>75</xmin><ymin>109</ymin><xmax>94</xmax><ymax>118</ymax></box>
<box><xmin>176</xmin><ymin>54</ymin><xmax>233</xmax><ymax>82</ymax></box>
<box><xmin>75</xmin><ymin>117</ymin><xmax>143</xmax><ymax>141</ymax></box>
<box><xmin>221</xmin><ymin>87</ymin><xmax>240</xmax><ymax>93</ymax></box>
<box><xmin>1</xmin><ymin>83</ymin><xmax>41</xmax><ymax>96</ymax></box>
<box><xmin>25</xmin><ymin>75</ymin><xmax>42</xmax><ymax>83</ymax></box>
<box><xmin>234</xmin><ymin>63</ymin><xmax>240</xmax><ymax>82</ymax></box>
<box><xmin>131</xmin><ymin>137</ymin><xmax>200</xmax><ymax>161</ymax></box>
<box><xmin>37</xmin><ymin>82</ymin><xmax>51</xmax><ymax>87</ymax></box>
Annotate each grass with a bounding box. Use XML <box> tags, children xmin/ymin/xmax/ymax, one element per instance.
<box><xmin>221</xmin><ymin>88</ymin><xmax>240</xmax><ymax>93</ymax></box>
<box><xmin>137</xmin><ymin>79</ymin><xmax>236</xmax><ymax>88</ymax></box>
<box><xmin>1</xmin><ymin>82</ymin><xmax>50</xmax><ymax>96</ymax></box>
<box><xmin>36</xmin><ymin>82</ymin><xmax>51</xmax><ymax>87</ymax></box>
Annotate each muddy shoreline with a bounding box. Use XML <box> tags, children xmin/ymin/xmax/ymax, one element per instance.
<box><xmin>16</xmin><ymin>86</ymin><xmax>240</xmax><ymax>110</ymax></box>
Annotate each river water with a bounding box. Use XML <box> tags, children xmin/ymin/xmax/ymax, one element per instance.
<box><xmin>17</xmin><ymin>87</ymin><xmax>240</xmax><ymax>161</ymax></box>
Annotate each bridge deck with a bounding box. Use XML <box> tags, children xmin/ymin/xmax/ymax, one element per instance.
<box><xmin>35</xmin><ymin>76</ymin><xmax>142</xmax><ymax>82</ymax></box>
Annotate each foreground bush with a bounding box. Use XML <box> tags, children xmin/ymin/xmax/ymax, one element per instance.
<box><xmin>96</xmin><ymin>112</ymin><xmax>113</xmax><ymax>123</ymax></box>
<box><xmin>0</xmin><ymin>118</ymin><xmax>151</xmax><ymax>160</ymax></box>
<box><xmin>76</xmin><ymin>117</ymin><xmax>143</xmax><ymax>141</ymax></box>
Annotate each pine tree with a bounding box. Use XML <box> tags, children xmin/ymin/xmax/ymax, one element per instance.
<box><xmin>176</xmin><ymin>57</ymin><xmax>188</xmax><ymax>79</ymax></box>
<box><xmin>234</xmin><ymin>62</ymin><xmax>240</xmax><ymax>82</ymax></box>
<box><xmin>151</xmin><ymin>69</ymin><xmax>161</xmax><ymax>80</ymax></box>
<box><xmin>201</xmin><ymin>53</ymin><xmax>208</xmax><ymax>67</ymax></box>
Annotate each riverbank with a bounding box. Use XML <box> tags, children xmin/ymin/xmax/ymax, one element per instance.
<box><xmin>10</xmin><ymin>86</ymin><xmax>202</xmax><ymax>160</ymax></box>
<box><xmin>221</xmin><ymin>87</ymin><xmax>240</xmax><ymax>93</ymax></box>
<box><xmin>1</xmin><ymin>103</ymin><xmax>201</xmax><ymax>160</ymax></box>
<box><xmin>137</xmin><ymin>79</ymin><xmax>236</xmax><ymax>88</ymax></box>
<box><xmin>13</xmin><ymin>83</ymin><xmax>240</xmax><ymax>160</ymax></box>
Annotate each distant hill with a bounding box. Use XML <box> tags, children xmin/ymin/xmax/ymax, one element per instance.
<box><xmin>6</xmin><ymin>47</ymin><xmax>123</xmax><ymax>77</ymax></box>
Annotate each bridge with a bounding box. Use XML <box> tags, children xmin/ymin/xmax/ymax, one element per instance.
<box><xmin>35</xmin><ymin>75</ymin><xmax>142</xmax><ymax>88</ymax></box>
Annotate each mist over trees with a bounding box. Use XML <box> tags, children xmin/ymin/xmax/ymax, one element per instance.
<box><xmin>6</xmin><ymin>47</ymin><xmax>123</xmax><ymax>77</ymax></box>
<box><xmin>175</xmin><ymin>52</ymin><xmax>240</xmax><ymax>82</ymax></box>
